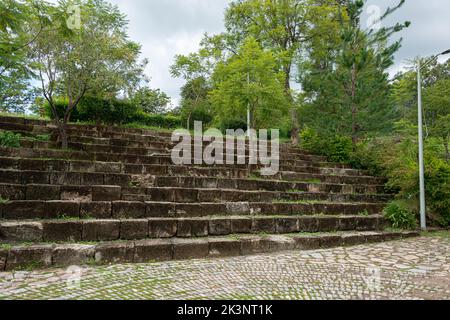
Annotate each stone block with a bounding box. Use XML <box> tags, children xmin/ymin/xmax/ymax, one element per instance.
<box><xmin>275</xmin><ymin>218</ymin><xmax>299</xmax><ymax>234</ymax></box>
<box><xmin>252</xmin><ymin>218</ymin><xmax>276</xmax><ymax>233</ymax></box>
<box><xmin>209</xmin><ymin>238</ymin><xmax>241</xmax><ymax>258</ymax></box>
<box><xmin>44</xmin><ymin>201</ymin><xmax>80</xmax><ymax>219</ymax></box>
<box><xmin>134</xmin><ymin>240</ymin><xmax>172</xmax><ymax>263</ymax></box>
<box><xmin>82</xmin><ymin>220</ymin><xmax>120</xmax><ymax>241</ymax></box>
<box><xmin>112</xmin><ymin>201</ymin><xmax>146</xmax><ymax>219</ymax></box>
<box><xmin>172</xmin><ymin>239</ymin><xmax>209</xmax><ymax>260</ymax></box>
<box><xmin>0</xmin><ymin>222</ymin><xmax>43</xmax><ymax>242</ymax></box>
<box><xmin>209</xmin><ymin>219</ymin><xmax>231</xmax><ymax>236</ymax></box>
<box><xmin>177</xmin><ymin>219</ymin><xmax>208</xmax><ymax>237</ymax></box>
<box><xmin>52</xmin><ymin>244</ymin><xmax>95</xmax><ymax>266</ymax></box>
<box><xmin>95</xmin><ymin>242</ymin><xmax>135</xmax><ymax>264</ymax></box>
<box><xmin>6</xmin><ymin>245</ymin><xmax>53</xmax><ymax>271</ymax></box>
<box><xmin>80</xmin><ymin>202</ymin><xmax>112</xmax><ymax>219</ymax></box>
<box><xmin>42</xmin><ymin>221</ymin><xmax>83</xmax><ymax>242</ymax></box>
<box><xmin>149</xmin><ymin>219</ymin><xmax>177</xmax><ymax>238</ymax></box>
<box><xmin>92</xmin><ymin>185</ymin><xmax>121</xmax><ymax>201</ymax></box>
<box><xmin>120</xmin><ymin>219</ymin><xmax>148</xmax><ymax>240</ymax></box>
<box><xmin>230</xmin><ymin>218</ymin><xmax>252</xmax><ymax>234</ymax></box>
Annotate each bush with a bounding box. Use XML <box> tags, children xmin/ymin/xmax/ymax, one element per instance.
<box><xmin>131</xmin><ymin>111</ymin><xmax>182</xmax><ymax>129</ymax></box>
<box><xmin>0</xmin><ymin>131</ymin><xmax>21</xmax><ymax>148</ymax></box>
<box><xmin>300</xmin><ymin>128</ymin><xmax>353</xmax><ymax>163</ymax></box>
<box><xmin>42</xmin><ymin>96</ymin><xmax>181</xmax><ymax>129</ymax></box>
<box><xmin>384</xmin><ymin>201</ymin><xmax>418</xmax><ymax>230</ymax></box>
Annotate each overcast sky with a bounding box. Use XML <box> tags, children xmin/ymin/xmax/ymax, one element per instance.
<box><xmin>105</xmin><ymin>0</ymin><xmax>450</xmax><ymax>106</ymax></box>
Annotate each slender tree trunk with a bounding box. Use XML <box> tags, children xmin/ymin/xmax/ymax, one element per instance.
<box><xmin>57</xmin><ymin>120</ymin><xmax>69</xmax><ymax>149</ymax></box>
<box><xmin>351</xmin><ymin>63</ymin><xmax>358</xmax><ymax>144</ymax></box>
<box><xmin>284</xmin><ymin>69</ymin><xmax>299</xmax><ymax>146</ymax></box>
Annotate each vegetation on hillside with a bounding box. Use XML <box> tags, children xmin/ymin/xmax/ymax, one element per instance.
<box><xmin>0</xmin><ymin>0</ymin><xmax>448</xmax><ymax>227</ymax></box>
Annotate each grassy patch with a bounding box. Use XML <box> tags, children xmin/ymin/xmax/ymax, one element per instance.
<box><xmin>0</xmin><ymin>197</ymin><xmax>10</xmax><ymax>205</ymax></box>
<box><xmin>421</xmin><ymin>231</ymin><xmax>450</xmax><ymax>239</ymax></box>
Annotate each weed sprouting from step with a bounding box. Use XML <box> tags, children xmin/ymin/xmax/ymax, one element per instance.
<box><xmin>0</xmin><ymin>197</ymin><xmax>10</xmax><ymax>205</ymax></box>
<box><xmin>358</xmin><ymin>210</ymin><xmax>370</xmax><ymax>217</ymax></box>
<box><xmin>0</xmin><ymin>131</ymin><xmax>21</xmax><ymax>148</ymax></box>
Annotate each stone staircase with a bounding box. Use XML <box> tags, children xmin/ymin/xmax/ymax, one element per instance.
<box><xmin>0</xmin><ymin>115</ymin><xmax>418</xmax><ymax>271</ymax></box>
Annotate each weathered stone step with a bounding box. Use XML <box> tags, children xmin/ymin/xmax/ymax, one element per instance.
<box><xmin>0</xmin><ymin>231</ymin><xmax>419</xmax><ymax>271</ymax></box>
<box><xmin>0</xmin><ymin>184</ymin><xmax>392</xmax><ymax>203</ymax></box>
<box><xmin>1</xmin><ymin>146</ymin><xmax>347</xmax><ymax>169</ymax></box>
<box><xmin>0</xmin><ymin>156</ymin><xmax>250</xmax><ymax>178</ymax></box>
<box><xmin>0</xmin><ymin>200</ymin><xmax>385</xmax><ymax>220</ymax></box>
<box><xmin>0</xmin><ymin>215</ymin><xmax>386</xmax><ymax>243</ymax></box>
<box><xmin>0</xmin><ymin>155</ymin><xmax>367</xmax><ymax>179</ymax></box>
<box><xmin>264</xmin><ymin>171</ymin><xmax>386</xmax><ymax>185</ymax></box>
<box><xmin>0</xmin><ymin>169</ymin><xmax>387</xmax><ymax>195</ymax></box>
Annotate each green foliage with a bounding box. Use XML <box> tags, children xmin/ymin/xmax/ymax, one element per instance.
<box><xmin>0</xmin><ymin>130</ymin><xmax>21</xmax><ymax>148</ymax></box>
<box><xmin>130</xmin><ymin>112</ymin><xmax>182</xmax><ymax>129</ymax></box>
<box><xmin>210</xmin><ymin>37</ymin><xmax>289</xmax><ymax>130</ymax></box>
<box><xmin>43</xmin><ymin>97</ymin><xmax>181</xmax><ymax>129</ymax></box>
<box><xmin>300</xmin><ymin>128</ymin><xmax>353</xmax><ymax>163</ymax></box>
<box><xmin>384</xmin><ymin>201</ymin><xmax>417</xmax><ymax>230</ymax></box>
<box><xmin>131</xmin><ymin>88</ymin><xmax>171</xmax><ymax>114</ymax></box>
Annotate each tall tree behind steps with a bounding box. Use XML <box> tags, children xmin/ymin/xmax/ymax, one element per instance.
<box><xmin>29</xmin><ymin>0</ymin><xmax>146</xmax><ymax>149</ymax></box>
<box><xmin>224</xmin><ymin>0</ymin><xmax>342</xmax><ymax>145</ymax></box>
<box><xmin>301</xmin><ymin>0</ymin><xmax>409</xmax><ymax>143</ymax></box>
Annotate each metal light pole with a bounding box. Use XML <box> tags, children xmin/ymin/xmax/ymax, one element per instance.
<box><xmin>416</xmin><ymin>49</ymin><xmax>450</xmax><ymax>230</ymax></box>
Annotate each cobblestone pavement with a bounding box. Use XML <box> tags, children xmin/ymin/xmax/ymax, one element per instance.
<box><xmin>0</xmin><ymin>235</ymin><xmax>449</xmax><ymax>300</ymax></box>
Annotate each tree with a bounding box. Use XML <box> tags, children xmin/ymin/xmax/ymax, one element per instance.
<box><xmin>392</xmin><ymin>58</ymin><xmax>450</xmax><ymax>159</ymax></box>
<box><xmin>0</xmin><ymin>0</ymin><xmax>49</xmax><ymax>112</ymax></box>
<box><xmin>224</xmin><ymin>0</ymin><xmax>343</xmax><ymax>144</ymax></box>
<box><xmin>131</xmin><ymin>88</ymin><xmax>171</xmax><ymax>114</ymax></box>
<box><xmin>29</xmin><ymin>0</ymin><xmax>146</xmax><ymax>148</ymax></box>
<box><xmin>301</xmin><ymin>0</ymin><xmax>409</xmax><ymax>142</ymax></box>
<box><xmin>209</xmin><ymin>37</ymin><xmax>288</xmax><ymax>130</ymax></box>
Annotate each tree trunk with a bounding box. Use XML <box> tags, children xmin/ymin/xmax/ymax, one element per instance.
<box><xmin>351</xmin><ymin>63</ymin><xmax>358</xmax><ymax>144</ymax></box>
<box><xmin>57</xmin><ymin>120</ymin><xmax>69</xmax><ymax>149</ymax></box>
<box><xmin>283</xmin><ymin>69</ymin><xmax>299</xmax><ymax>146</ymax></box>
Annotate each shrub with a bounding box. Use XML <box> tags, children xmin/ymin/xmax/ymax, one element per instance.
<box><xmin>300</xmin><ymin>128</ymin><xmax>353</xmax><ymax>163</ymax></box>
<box><xmin>131</xmin><ymin>111</ymin><xmax>182</xmax><ymax>129</ymax></box>
<box><xmin>43</xmin><ymin>96</ymin><xmax>181</xmax><ymax>129</ymax></box>
<box><xmin>384</xmin><ymin>201</ymin><xmax>418</xmax><ymax>230</ymax></box>
<box><xmin>0</xmin><ymin>131</ymin><xmax>21</xmax><ymax>148</ymax></box>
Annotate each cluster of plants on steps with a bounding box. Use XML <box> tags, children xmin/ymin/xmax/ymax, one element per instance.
<box><xmin>0</xmin><ymin>131</ymin><xmax>21</xmax><ymax>148</ymax></box>
<box><xmin>41</xmin><ymin>96</ymin><xmax>181</xmax><ymax>129</ymax></box>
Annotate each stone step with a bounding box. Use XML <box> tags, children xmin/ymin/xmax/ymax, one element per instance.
<box><xmin>0</xmin><ymin>230</ymin><xmax>420</xmax><ymax>271</ymax></box>
<box><xmin>0</xmin><ymin>200</ymin><xmax>385</xmax><ymax>220</ymax></box>
<box><xmin>0</xmin><ymin>170</ymin><xmax>387</xmax><ymax>194</ymax></box>
<box><xmin>1</xmin><ymin>146</ymin><xmax>350</xmax><ymax>169</ymax></box>
<box><xmin>0</xmin><ymin>215</ymin><xmax>387</xmax><ymax>243</ymax></box>
<box><xmin>0</xmin><ymin>184</ymin><xmax>392</xmax><ymax>203</ymax></box>
<box><xmin>0</xmin><ymin>156</ymin><xmax>250</xmax><ymax>178</ymax></box>
<box><xmin>0</xmin><ymin>155</ymin><xmax>367</xmax><ymax>178</ymax></box>
<box><xmin>262</xmin><ymin>171</ymin><xmax>386</xmax><ymax>185</ymax></box>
